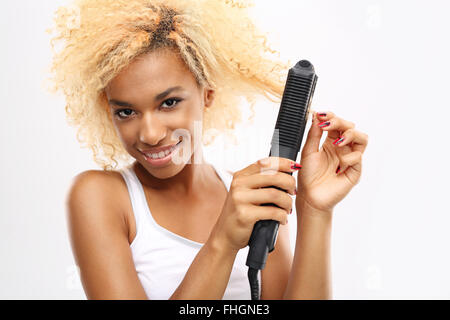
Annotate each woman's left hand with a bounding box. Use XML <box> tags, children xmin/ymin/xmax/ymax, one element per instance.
<box><xmin>296</xmin><ymin>111</ymin><xmax>369</xmax><ymax>214</ymax></box>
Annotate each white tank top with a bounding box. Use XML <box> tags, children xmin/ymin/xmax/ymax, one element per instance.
<box><xmin>119</xmin><ymin>162</ymin><xmax>260</xmax><ymax>300</ymax></box>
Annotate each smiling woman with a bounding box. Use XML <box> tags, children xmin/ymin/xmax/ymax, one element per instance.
<box><xmin>47</xmin><ymin>0</ymin><xmax>289</xmax><ymax>170</ymax></box>
<box><xmin>46</xmin><ymin>0</ymin><xmax>296</xmax><ymax>300</ymax></box>
<box><xmin>47</xmin><ymin>0</ymin><xmax>368</xmax><ymax>301</ymax></box>
<box><xmin>103</xmin><ymin>48</ymin><xmax>214</xmax><ymax>179</ymax></box>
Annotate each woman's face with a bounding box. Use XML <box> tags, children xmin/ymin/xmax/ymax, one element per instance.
<box><xmin>105</xmin><ymin>48</ymin><xmax>214</xmax><ymax>179</ymax></box>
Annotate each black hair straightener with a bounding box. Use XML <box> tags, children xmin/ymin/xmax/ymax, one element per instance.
<box><xmin>246</xmin><ymin>59</ymin><xmax>318</xmax><ymax>300</ymax></box>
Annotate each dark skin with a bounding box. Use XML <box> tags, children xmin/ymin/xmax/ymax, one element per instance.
<box><xmin>67</xmin><ymin>47</ymin><xmax>293</xmax><ymax>299</ymax></box>
<box><xmin>105</xmin><ymin>48</ymin><xmax>216</xmax><ymax>195</ymax></box>
<box><xmin>105</xmin><ymin>48</ymin><xmax>230</xmax><ymax>244</ymax></box>
<box><xmin>68</xmin><ymin>46</ymin><xmax>368</xmax><ymax>299</ymax></box>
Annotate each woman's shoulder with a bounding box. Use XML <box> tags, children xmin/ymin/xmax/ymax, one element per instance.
<box><xmin>66</xmin><ymin>169</ymin><xmax>130</xmax><ymax>222</ymax></box>
<box><xmin>68</xmin><ymin>169</ymin><xmax>126</xmax><ymax>194</ymax></box>
<box><xmin>65</xmin><ymin>170</ymin><xmax>146</xmax><ymax>299</ymax></box>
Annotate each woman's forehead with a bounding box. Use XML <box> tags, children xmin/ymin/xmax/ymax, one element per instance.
<box><xmin>106</xmin><ymin>49</ymin><xmax>196</xmax><ymax>96</ymax></box>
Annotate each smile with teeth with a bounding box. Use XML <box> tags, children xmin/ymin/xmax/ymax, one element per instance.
<box><xmin>143</xmin><ymin>142</ymin><xmax>180</xmax><ymax>160</ymax></box>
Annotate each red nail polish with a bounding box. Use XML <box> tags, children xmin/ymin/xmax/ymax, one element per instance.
<box><xmin>291</xmin><ymin>163</ymin><xmax>302</xmax><ymax>170</ymax></box>
<box><xmin>333</xmin><ymin>136</ymin><xmax>345</xmax><ymax>145</ymax></box>
<box><xmin>318</xmin><ymin>121</ymin><xmax>330</xmax><ymax>128</ymax></box>
<box><xmin>336</xmin><ymin>166</ymin><xmax>341</xmax><ymax>174</ymax></box>
<box><xmin>289</xmin><ymin>208</ymin><xmax>292</xmax><ymax>214</ymax></box>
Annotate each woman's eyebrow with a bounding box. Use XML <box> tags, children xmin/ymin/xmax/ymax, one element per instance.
<box><xmin>108</xmin><ymin>99</ymin><xmax>134</xmax><ymax>107</ymax></box>
<box><xmin>108</xmin><ymin>86</ymin><xmax>184</xmax><ymax>107</ymax></box>
<box><xmin>155</xmin><ymin>86</ymin><xmax>184</xmax><ymax>101</ymax></box>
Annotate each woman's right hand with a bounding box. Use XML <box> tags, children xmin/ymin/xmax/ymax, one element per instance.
<box><xmin>209</xmin><ymin>157</ymin><xmax>300</xmax><ymax>253</ymax></box>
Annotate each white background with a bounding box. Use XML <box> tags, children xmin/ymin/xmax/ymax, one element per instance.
<box><xmin>1</xmin><ymin>0</ymin><xmax>449</xmax><ymax>299</ymax></box>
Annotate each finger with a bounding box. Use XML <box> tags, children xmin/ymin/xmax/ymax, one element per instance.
<box><xmin>236</xmin><ymin>156</ymin><xmax>302</xmax><ymax>177</ymax></box>
<box><xmin>317</xmin><ymin>114</ymin><xmax>355</xmax><ymax>141</ymax></box>
<box><xmin>316</xmin><ymin>110</ymin><xmax>335</xmax><ymax>119</ymax></box>
<box><xmin>301</xmin><ymin>111</ymin><xmax>325</xmax><ymax>158</ymax></box>
<box><xmin>333</xmin><ymin>129</ymin><xmax>369</xmax><ymax>154</ymax></box>
<box><xmin>249</xmin><ymin>205</ymin><xmax>289</xmax><ymax>225</ymax></box>
<box><xmin>336</xmin><ymin>151</ymin><xmax>363</xmax><ymax>184</ymax></box>
<box><xmin>245</xmin><ymin>171</ymin><xmax>297</xmax><ymax>195</ymax></box>
<box><xmin>243</xmin><ymin>188</ymin><xmax>294</xmax><ymax>213</ymax></box>
<box><xmin>257</xmin><ymin>156</ymin><xmax>302</xmax><ymax>174</ymax></box>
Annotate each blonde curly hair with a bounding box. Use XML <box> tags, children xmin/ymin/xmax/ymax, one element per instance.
<box><xmin>46</xmin><ymin>0</ymin><xmax>290</xmax><ymax>170</ymax></box>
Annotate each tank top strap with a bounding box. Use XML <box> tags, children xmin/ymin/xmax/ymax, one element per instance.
<box><xmin>118</xmin><ymin>165</ymin><xmax>147</xmax><ymax>230</ymax></box>
<box><xmin>210</xmin><ymin>162</ymin><xmax>233</xmax><ymax>192</ymax></box>
<box><xmin>119</xmin><ymin>162</ymin><xmax>234</xmax><ymax>247</ymax></box>
<box><xmin>119</xmin><ymin>163</ymin><xmax>258</xmax><ymax>298</ymax></box>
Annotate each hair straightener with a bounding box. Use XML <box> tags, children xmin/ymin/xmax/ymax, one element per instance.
<box><xmin>246</xmin><ymin>59</ymin><xmax>318</xmax><ymax>300</ymax></box>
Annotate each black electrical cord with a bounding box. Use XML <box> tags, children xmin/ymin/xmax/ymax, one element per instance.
<box><xmin>248</xmin><ymin>267</ymin><xmax>260</xmax><ymax>300</ymax></box>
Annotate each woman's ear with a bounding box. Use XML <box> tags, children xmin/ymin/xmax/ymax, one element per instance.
<box><xmin>203</xmin><ymin>87</ymin><xmax>215</xmax><ymax>109</ymax></box>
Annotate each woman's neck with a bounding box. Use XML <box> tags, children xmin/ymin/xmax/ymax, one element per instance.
<box><xmin>133</xmin><ymin>151</ymin><xmax>216</xmax><ymax>198</ymax></box>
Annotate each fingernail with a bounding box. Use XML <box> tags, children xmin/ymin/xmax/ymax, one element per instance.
<box><xmin>289</xmin><ymin>208</ymin><xmax>292</xmax><ymax>214</ymax></box>
<box><xmin>318</xmin><ymin>121</ymin><xmax>330</xmax><ymax>128</ymax></box>
<box><xmin>294</xmin><ymin>188</ymin><xmax>297</xmax><ymax>195</ymax></box>
<box><xmin>336</xmin><ymin>166</ymin><xmax>341</xmax><ymax>174</ymax></box>
<box><xmin>291</xmin><ymin>163</ymin><xmax>302</xmax><ymax>170</ymax></box>
<box><xmin>333</xmin><ymin>136</ymin><xmax>345</xmax><ymax>145</ymax></box>
<box><xmin>318</xmin><ymin>112</ymin><xmax>327</xmax><ymax>117</ymax></box>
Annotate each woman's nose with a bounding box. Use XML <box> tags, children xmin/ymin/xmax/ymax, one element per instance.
<box><xmin>139</xmin><ymin>112</ymin><xmax>166</xmax><ymax>145</ymax></box>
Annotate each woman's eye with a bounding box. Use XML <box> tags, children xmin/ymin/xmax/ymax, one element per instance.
<box><xmin>114</xmin><ymin>109</ymin><xmax>135</xmax><ymax>120</ymax></box>
<box><xmin>114</xmin><ymin>98</ymin><xmax>182</xmax><ymax>120</ymax></box>
<box><xmin>161</xmin><ymin>98</ymin><xmax>182</xmax><ymax>109</ymax></box>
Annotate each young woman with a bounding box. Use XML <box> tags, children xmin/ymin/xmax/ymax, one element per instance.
<box><xmin>48</xmin><ymin>0</ymin><xmax>368</xmax><ymax>299</ymax></box>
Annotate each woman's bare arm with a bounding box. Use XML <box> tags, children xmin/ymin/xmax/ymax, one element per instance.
<box><xmin>283</xmin><ymin>199</ymin><xmax>333</xmax><ymax>299</ymax></box>
<box><xmin>67</xmin><ymin>170</ymin><xmax>239</xmax><ymax>300</ymax></box>
<box><xmin>169</xmin><ymin>231</ymin><xmax>238</xmax><ymax>299</ymax></box>
<box><xmin>260</xmin><ymin>223</ymin><xmax>293</xmax><ymax>299</ymax></box>
<box><xmin>66</xmin><ymin>171</ymin><xmax>148</xmax><ymax>299</ymax></box>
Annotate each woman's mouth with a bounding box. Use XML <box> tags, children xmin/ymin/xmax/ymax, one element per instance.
<box><xmin>141</xmin><ymin>140</ymin><xmax>182</xmax><ymax>167</ymax></box>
